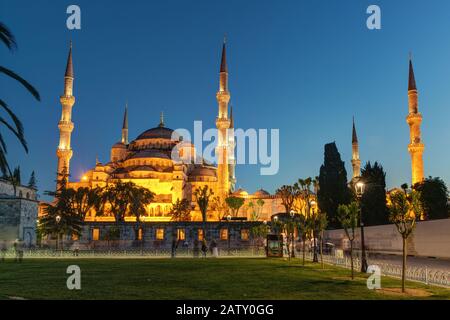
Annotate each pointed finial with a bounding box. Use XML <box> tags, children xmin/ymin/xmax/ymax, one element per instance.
<box><xmin>229</xmin><ymin>104</ymin><xmax>234</xmax><ymax>128</ymax></box>
<box><xmin>159</xmin><ymin>111</ymin><xmax>165</xmax><ymax>127</ymax></box>
<box><xmin>220</xmin><ymin>37</ymin><xmax>228</xmax><ymax>73</ymax></box>
<box><xmin>223</xmin><ymin>33</ymin><xmax>227</xmax><ymax>44</ymax></box>
<box><xmin>408</xmin><ymin>52</ymin><xmax>417</xmax><ymax>91</ymax></box>
<box><xmin>65</xmin><ymin>41</ymin><xmax>74</xmax><ymax>78</ymax></box>
<box><xmin>96</xmin><ymin>155</ymin><xmax>100</xmax><ymax>165</ymax></box>
<box><xmin>352</xmin><ymin>117</ymin><xmax>358</xmax><ymax>144</ymax></box>
<box><xmin>122</xmin><ymin>102</ymin><xmax>128</xmax><ymax>130</ymax></box>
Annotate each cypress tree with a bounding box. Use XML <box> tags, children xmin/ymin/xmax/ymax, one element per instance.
<box><xmin>318</xmin><ymin>142</ymin><xmax>351</xmax><ymax>228</ymax></box>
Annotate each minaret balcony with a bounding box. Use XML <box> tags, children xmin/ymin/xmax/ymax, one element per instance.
<box><xmin>216</xmin><ymin>117</ymin><xmax>231</xmax><ymax>129</ymax></box>
<box><xmin>60</xmin><ymin>95</ymin><xmax>75</xmax><ymax>105</ymax></box>
<box><xmin>58</xmin><ymin>120</ymin><xmax>74</xmax><ymax>131</ymax></box>
<box><xmin>406</xmin><ymin>113</ymin><xmax>422</xmax><ymax>124</ymax></box>
<box><xmin>216</xmin><ymin>91</ymin><xmax>230</xmax><ymax>103</ymax></box>
<box><xmin>408</xmin><ymin>143</ymin><xmax>425</xmax><ymax>153</ymax></box>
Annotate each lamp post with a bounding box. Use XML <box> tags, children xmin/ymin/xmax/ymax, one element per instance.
<box><xmin>289</xmin><ymin>210</ymin><xmax>296</xmax><ymax>258</ymax></box>
<box><xmin>355</xmin><ymin>181</ymin><xmax>368</xmax><ymax>273</ymax></box>
<box><xmin>310</xmin><ymin>200</ymin><xmax>318</xmax><ymax>263</ymax></box>
<box><xmin>226</xmin><ymin>214</ymin><xmax>232</xmax><ymax>254</ymax></box>
<box><xmin>55</xmin><ymin>215</ymin><xmax>61</xmax><ymax>253</ymax></box>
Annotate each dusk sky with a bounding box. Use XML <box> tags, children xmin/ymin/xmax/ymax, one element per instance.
<box><xmin>1</xmin><ymin>0</ymin><xmax>450</xmax><ymax>199</ymax></box>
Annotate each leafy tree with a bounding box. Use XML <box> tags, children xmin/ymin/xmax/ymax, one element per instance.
<box><xmin>316</xmin><ymin>211</ymin><xmax>328</xmax><ymax>269</ymax></box>
<box><xmin>360</xmin><ymin>161</ymin><xmax>389</xmax><ymax>226</ymax></box>
<box><xmin>296</xmin><ymin>214</ymin><xmax>311</xmax><ymax>266</ymax></box>
<box><xmin>193</xmin><ymin>186</ymin><xmax>214</xmax><ymax>241</ymax></box>
<box><xmin>337</xmin><ymin>202</ymin><xmax>359</xmax><ymax>279</ymax></box>
<box><xmin>318</xmin><ymin>143</ymin><xmax>352</xmax><ymax>228</ymax></box>
<box><xmin>27</xmin><ymin>170</ymin><xmax>37</xmax><ymax>189</ymax></box>
<box><xmin>0</xmin><ymin>22</ymin><xmax>40</xmax><ymax>178</ymax></box>
<box><xmin>171</xmin><ymin>198</ymin><xmax>192</xmax><ymax>222</ymax></box>
<box><xmin>276</xmin><ymin>185</ymin><xmax>296</xmax><ymax>214</ymax></box>
<box><xmin>70</xmin><ymin>187</ymin><xmax>103</xmax><ymax>220</ymax></box>
<box><xmin>225</xmin><ymin>196</ymin><xmax>245</xmax><ymax>218</ymax></box>
<box><xmin>40</xmin><ymin>173</ymin><xmax>82</xmax><ymax>249</ymax></box>
<box><xmin>413</xmin><ymin>176</ymin><xmax>449</xmax><ymax>220</ymax></box>
<box><xmin>248</xmin><ymin>199</ymin><xmax>265</xmax><ymax>221</ymax></box>
<box><xmin>388</xmin><ymin>189</ymin><xmax>422</xmax><ymax>293</ymax></box>
<box><xmin>250</xmin><ymin>223</ymin><xmax>269</xmax><ymax>247</ymax></box>
<box><xmin>128</xmin><ymin>185</ymin><xmax>154</xmax><ymax>241</ymax></box>
<box><xmin>211</xmin><ymin>196</ymin><xmax>228</xmax><ymax>220</ymax></box>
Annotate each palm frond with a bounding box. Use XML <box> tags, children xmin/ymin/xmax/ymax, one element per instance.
<box><xmin>0</xmin><ymin>22</ymin><xmax>17</xmax><ymax>51</ymax></box>
<box><xmin>0</xmin><ymin>143</ymin><xmax>12</xmax><ymax>177</ymax></box>
<box><xmin>0</xmin><ymin>66</ymin><xmax>40</xmax><ymax>101</ymax></box>
<box><xmin>0</xmin><ymin>116</ymin><xmax>28</xmax><ymax>152</ymax></box>
<box><xmin>0</xmin><ymin>99</ymin><xmax>25</xmax><ymax>146</ymax></box>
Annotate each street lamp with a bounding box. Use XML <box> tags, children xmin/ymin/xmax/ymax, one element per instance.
<box><xmin>310</xmin><ymin>200</ymin><xmax>318</xmax><ymax>262</ymax></box>
<box><xmin>355</xmin><ymin>181</ymin><xmax>368</xmax><ymax>273</ymax></box>
<box><xmin>55</xmin><ymin>215</ymin><xmax>61</xmax><ymax>252</ymax></box>
<box><xmin>226</xmin><ymin>214</ymin><xmax>232</xmax><ymax>254</ymax></box>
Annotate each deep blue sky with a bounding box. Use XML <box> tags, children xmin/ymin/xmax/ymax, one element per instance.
<box><xmin>1</xmin><ymin>0</ymin><xmax>450</xmax><ymax>198</ymax></box>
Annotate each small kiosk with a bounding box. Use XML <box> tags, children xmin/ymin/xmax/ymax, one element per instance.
<box><xmin>266</xmin><ymin>234</ymin><xmax>283</xmax><ymax>258</ymax></box>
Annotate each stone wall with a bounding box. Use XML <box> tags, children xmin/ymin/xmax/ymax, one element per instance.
<box><xmin>45</xmin><ymin>221</ymin><xmax>263</xmax><ymax>250</ymax></box>
<box><xmin>324</xmin><ymin>218</ymin><xmax>450</xmax><ymax>259</ymax></box>
<box><xmin>0</xmin><ymin>179</ymin><xmax>38</xmax><ymax>246</ymax></box>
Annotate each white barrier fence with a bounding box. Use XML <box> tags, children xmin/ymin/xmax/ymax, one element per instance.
<box><xmin>302</xmin><ymin>251</ymin><xmax>450</xmax><ymax>288</ymax></box>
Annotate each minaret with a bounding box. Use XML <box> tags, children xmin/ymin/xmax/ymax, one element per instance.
<box><xmin>121</xmin><ymin>103</ymin><xmax>128</xmax><ymax>145</ymax></box>
<box><xmin>351</xmin><ymin>117</ymin><xmax>361</xmax><ymax>180</ymax></box>
<box><xmin>228</xmin><ymin>104</ymin><xmax>236</xmax><ymax>192</ymax></box>
<box><xmin>215</xmin><ymin>38</ymin><xmax>231</xmax><ymax>199</ymax></box>
<box><xmin>56</xmin><ymin>42</ymin><xmax>75</xmax><ymax>184</ymax></box>
<box><xmin>407</xmin><ymin>56</ymin><xmax>425</xmax><ymax>185</ymax></box>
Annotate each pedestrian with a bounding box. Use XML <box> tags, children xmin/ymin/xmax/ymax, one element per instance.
<box><xmin>1</xmin><ymin>240</ymin><xmax>7</xmax><ymax>262</ymax></box>
<box><xmin>201</xmin><ymin>239</ymin><xmax>208</xmax><ymax>258</ymax></box>
<box><xmin>193</xmin><ymin>239</ymin><xmax>200</xmax><ymax>258</ymax></box>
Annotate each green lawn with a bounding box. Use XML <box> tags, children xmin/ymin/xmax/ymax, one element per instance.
<box><xmin>0</xmin><ymin>258</ymin><xmax>448</xmax><ymax>300</ymax></box>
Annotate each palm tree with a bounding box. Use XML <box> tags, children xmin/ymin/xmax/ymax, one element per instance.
<box><xmin>0</xmin><ymin>22</ymin><xmax>40</xmax><ymax>178</ymax></box>
<box><xmin>128</xmin><ymin>186</ymin><xmax>154</xmax><ymax>242</ymax></box>
<box><xmin>193</xmin><ymin>186</ymin><xmax>214</xmax><ymax>241</ymax></box>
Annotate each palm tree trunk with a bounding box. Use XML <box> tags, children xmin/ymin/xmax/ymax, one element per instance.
<box><xmin>350</xmin><ymin>240</ymin><xmax>354</xmax><ymax>280</ymax></box>
<box><xmin>302</xmin><ymin>237</ymin><xmax>305</xmax><ymax>266</ymax></box>
<box><xmin>402</xmin><ymin>237</ymin><xmax>407</xmax><ymax>293</ymax></box>
<box><xmin>320</xmin><ymin>230</ymin><xmax>324</xmax><ymax>269</ymax></box>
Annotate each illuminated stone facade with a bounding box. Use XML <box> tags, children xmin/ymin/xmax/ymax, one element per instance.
<box><xmin>59</xmin><ymin>41</ymin><xmax>283</xmax><ymax>222</ymax></box>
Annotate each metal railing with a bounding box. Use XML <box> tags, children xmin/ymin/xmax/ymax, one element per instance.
<box><xmin>302</xmin><ymin>251</ymin><xmax>450</xmax><ymax>287</ymax></box>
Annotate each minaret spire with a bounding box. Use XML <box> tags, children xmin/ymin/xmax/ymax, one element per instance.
<box><xmin>216</xmin><ymin>38</ymin><xmax>231</xmax><ymax>199</ymax></box>
<box><xmin>351</xmin><ymin>117</ymin><xmax>361</xmax><ymax>180</ymax></box>
<box><xmin>159</xmin><ymin>111</ymin><xmax>165</xmax><ymax>127</ymax></box>
<box><xmin>407</xmin><ymin>55</ymin><xmax>425</xmax><ymax>185</ymax></box>
<box><xmin>56</xmin><ymin>42</ymin><xmax>76</xmax><ymax>186</ymax></box>
<box><xmin>121</xmin><ymin>103</ymin><xmax>129</xmax><ymax>144</ymax></box>
<box><xmin>228</xmin><ymin>104</ymin><xmax>236</xmax><ymax>191</ymax></box>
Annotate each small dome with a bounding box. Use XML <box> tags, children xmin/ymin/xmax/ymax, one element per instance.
<box><xmin>232</xmin><ymin>188</ymin><xmax>248</xmax><ymax>197</ymax></box>
<box><xmin>190</xmin><ymin>166</ymin><xmax>216</xmax><ymax>177</ymax></box>
<box><xmin>135</xmin><ymin>126</ymin><xmax>179</xmax><ymax>141</ymax></box>
<box><xmin>253</xmin><ymin>189</ymin><xmax>270</xmax><ymax>198</ymax></box>
<box><xmin>112</xmin><ymin>142</ymin><xmax>126</xmax><ymax>149</ymax></box>
<box><xmin>129</xmin><ymin>150</ymin><xmax>170</xmax><ymax>160</ymax></box>
<box><xmin>131</xmin><ymin>165</ymin><xmax>157</xmax><ymax>172</ymax></box>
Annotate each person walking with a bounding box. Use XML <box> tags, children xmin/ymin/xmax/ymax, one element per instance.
<box><xmin>201</xmin><ymin>239</ymin><xmax>208</xmax><ymax>258</ymax></box>
<box><xmin>1</xmin><ymin>240</ymin><xmax>7</xmax><ymax>262</ymax></box>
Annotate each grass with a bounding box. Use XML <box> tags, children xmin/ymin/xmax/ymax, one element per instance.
<box><xmin>0</xmin><ymin>258</ymin><xmax>449</xmax><ymax>300</ymax></box>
